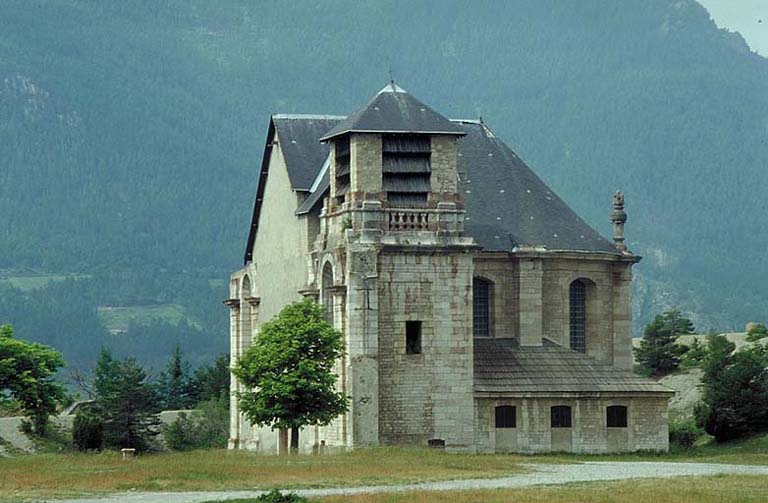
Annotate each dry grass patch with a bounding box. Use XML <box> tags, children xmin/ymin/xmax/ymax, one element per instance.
<box><xmin>0</xmin><ymin>448</ymin><xmax>527</xmax><ymax>500</ymax></box>
<box><xmin>313</xmin><ymin>475</ymin><xmax>768</xmax><ymax>503</ymax></box>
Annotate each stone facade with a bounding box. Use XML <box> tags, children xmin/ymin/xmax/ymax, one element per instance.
<box><xmin>227</xmin><ymin>85</ymin><xmax>672</xmax><ymax>454</ymax></box>
<box><xmin>474</xmin><ymin>395</ymin><xmax>669</xmax><ymax>454</ymax></box>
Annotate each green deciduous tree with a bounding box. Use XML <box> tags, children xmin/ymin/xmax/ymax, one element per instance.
<box><xmin>233</xmin><ymin>299</ymin><xmax>348</xmax><ymax>453</ymax></box>
<box><xmin>0</xmin><ymin>324</ymin><xmax>67</xmax><ymax>436</ymax></box>
<box><xmin>93</xmin><ymin>349</ymin><xmax>161</xmax><ymax>452</ymax></box>
<box><xmin>695</xmin><ymin>333</ymin><xmax>768</xmax><ymax>442</ymax></box>
<box><xmin>634</xmin><ymin>309</ymin><xmax>694</xmax><ymax>377</ymax></box>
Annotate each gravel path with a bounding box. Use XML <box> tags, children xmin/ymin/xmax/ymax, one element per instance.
<box><xmin>45</xmin><ymin>461</ymin><xmax>768</xmax><ymax>503</ymax></box>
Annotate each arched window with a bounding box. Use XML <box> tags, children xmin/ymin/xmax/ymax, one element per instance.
<box><xmin>551</xmin><ymin>405</ymin><xmax>572</xmax><ymax>428</ymax></box>
<box><xmin>473</xmin><ymin>278</ymin><xmax>492</xmax><ymax>338</ymax></box>
<box><xmin>607</xmin><ymin>405</ymin><xmax>628</xmax><ymax>428</ymax></box>
<box><xmin>569</xmin><ymin>280</ymin><xmax>586</xmax><ymax>352</ymax></box>
<box><xmin>322</xmin><ymin>263</ymin><xmax>334</xmax><ymax>323</ymax></box>
<box><xmin>495</xmin><ymin>405</ymin><xmax>516</xmax><ymax>428</ymax></box>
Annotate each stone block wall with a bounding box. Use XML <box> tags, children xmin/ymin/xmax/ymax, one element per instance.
<box><xmin>430</xmin><ymin>136</ymin><xmax>458</xmax><ymax>195</ymax></box>
<box><xmin>377</xmin><ymin>250</ymin><xmax>475</xmax><ymax>451</ymax></box>
<box><xmin>473</xmin><ymin>256</ymin><xmax>518</xmax><ymax>339</ymax></box>
<box><xmin>541</xmin><ymin>258</ymin><xmax>614</xmax><ymax>362</ymax></box>
<box><xmin>475</xmin><ymin>395</ymin><xmax>669</xmax><ymax>453</ymax></box>
<box><xmin>351</xmin><ymin>134</ymin><xmax>383</xmax><ymax>195</ymax></box>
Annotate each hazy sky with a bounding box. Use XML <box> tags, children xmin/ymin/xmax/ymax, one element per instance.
<box><xmin>697</xmin><ymin>0</ymin><xmax>768</xmax><ymax>56</ymax></box>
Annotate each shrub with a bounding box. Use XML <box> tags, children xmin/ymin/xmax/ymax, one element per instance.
<box><xmin>746</xmin><ymin>323</ymin><xmax>768</xmax><ymax>342</ymax></box>
<box><xmin>669</xmin><ymin>417</ymin><xmax>702</xmax><ymax>449</ymax></box>
<box><xmin>73</xmin><ymin>410</ymin><xmax>104</xmax><ymax>451</ymax></box>
<box><xmin>163</xmin><ymin>395</ymin><xmax>228</xmax><ymax>451</ymax></box>
<box><xmin>255</xmin><ymin>490</ymin><xmax>308</xmax><ymax>503</ymax></box>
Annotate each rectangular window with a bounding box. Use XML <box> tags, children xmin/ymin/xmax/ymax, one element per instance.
<box><xmin>495</xmin><ymin>405</ymin><xmax>516</xmax><ymax>428</ymax></box>
<box><xmin>405</xmin><ymin>321</ymin><xmax>422</xmax><ymax>354</ymax></box>
<box><xmin>607</xmin><ymin>406</ymin><xmax>628</xmax><ymax>428</ymax></box>
<box><xmin>551</xmin><ymin>406</ymin><xmax>572</xmax><ymax>428</ymax></box>
<box><xmin>473</xmin><ymin>278</ymin><xmax>491</xmax><ymax>338</ymax></box>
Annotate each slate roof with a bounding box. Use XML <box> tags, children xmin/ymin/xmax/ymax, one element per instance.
<box><xmin>474</xmin><ymin>338</ymin><xmax>672</xmax><ymax>394</ymax></box>
<box><xmin>455</xmin><ymin>121</ymin><xmax>619</xmax><ymax>254</ymax></box>
<box><xmin>272</xmin><ymin>115</ymin><xmax>343</xmax><ymax>191</ymax></box>
<box><xmin>318</xmin><ymin>83</ymin><xmax>465</xmax><ymax>141</ymax></box>
<box><xmin>248</xmin><ymin>87</ymin><xmax>624</xmax><ymax>261</ymax></box>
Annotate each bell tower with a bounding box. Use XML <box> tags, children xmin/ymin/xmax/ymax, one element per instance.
<box><xmin>315</xmin><ymin>84</ymin><xmax>478</xmax><ymax>451</ymax></box>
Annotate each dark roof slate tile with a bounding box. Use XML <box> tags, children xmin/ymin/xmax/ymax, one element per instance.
<box><xmin>319</xmin><ymin>84</ymin><xmax>465</xmax><ymax>141</ymax></box>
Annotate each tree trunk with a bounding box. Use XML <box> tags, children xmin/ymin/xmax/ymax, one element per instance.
<box><xmin>278</xmin><ymin>428</ymin><xmax>289</xmax><ymax>455</ymax></box>
<box><xmin>290</xmin><ymin>427</ymin><xmax>300</xmax><ymax>455</ymax></box>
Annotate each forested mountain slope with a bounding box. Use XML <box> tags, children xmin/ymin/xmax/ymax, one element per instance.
<box><xmin>1</xmin><ymin>0</ymin><xmax>766</xmax><ymax>369</ymax></box>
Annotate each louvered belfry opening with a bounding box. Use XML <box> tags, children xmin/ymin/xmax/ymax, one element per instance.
<box><xmin>382</xmin><ymin>134</ymin><xmax>430</xmax><ymax>207</ymax></box>
<box><xmin>569</xmin><ymin>279</ymin><xmax>586</xmax><ymax>353</ymax></box>
<box><xmin>334</xmin><ymin>136</ymin><xmax>350</xmax><ymax>204</ymax></box>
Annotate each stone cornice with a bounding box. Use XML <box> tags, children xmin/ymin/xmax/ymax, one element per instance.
<box><xmin>222</xmin><ymin>298</ymin><xmax>240</xmax><ymax>308</ymax></box>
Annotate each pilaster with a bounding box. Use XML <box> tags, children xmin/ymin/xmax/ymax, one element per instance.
<box><xmin>518</xmin><ymin>259</ymin><xmax>544</xmax><ymax>346</ymax></box>
<box><xmin>611</xmin><ymin>264</ymin><xmax>633</xmax><ymax>369</ymax></box>
<box><xmin>345</xmin><ymin>244</ymin><xmax>380</xmax><ymax>447</ymax></box>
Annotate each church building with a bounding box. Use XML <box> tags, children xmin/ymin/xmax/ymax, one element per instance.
<box><xmin>226</xmin><ymin>84</ymin><xmax>673</xmax><ymax>454</ymax></box>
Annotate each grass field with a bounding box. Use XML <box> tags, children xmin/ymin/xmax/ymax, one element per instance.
<box><xmin>0</xmin><ymin>448</ymin><xmax>529</xmax><ymax>501</ymax></box>
<box><xmin>0</xmin><ymin>435</ymin><xmax>766</xmax><ymax>502</ymax></box>
<box><xmin>97</xmin><ymin>303</ymin><xmax>192</xmax><ymax>331</ymax></box>
<box><xmin>307</xmin><ymin>475</ymin><xmax>768</xmax><ymax>503</ymax></box>
<box><xmin>0</xmin><ymin>273</ymin><xmax>91</xmax><ymax>291</ymax></box>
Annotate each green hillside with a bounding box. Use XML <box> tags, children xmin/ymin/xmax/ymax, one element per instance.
<box><xmin>1</xmin><ymin>0</ymin><xmax>766</xmax><ymax>368</ymax></box>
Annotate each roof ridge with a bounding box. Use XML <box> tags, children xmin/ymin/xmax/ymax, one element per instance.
<box><xmin>272</xmin><ymin>114</ymin><xmax>347</xmax><ymax>120</ymax></box>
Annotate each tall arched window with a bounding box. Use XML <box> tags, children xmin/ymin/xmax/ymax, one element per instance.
<box><xmin>473</xmin><ymin>278</ymin><xmax>491</xmax><ymax>338</ymax></box>
<box><xmin>322</xmin><ymin>263</ymin><xmax>334</xmax><ymax>323</ymax></box>
<box><xmin>569</xmin><ymin>279</ymin><xmax>586</xmax><ymax>352</ymax></box>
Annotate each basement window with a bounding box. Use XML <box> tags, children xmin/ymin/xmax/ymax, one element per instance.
<box><xmin>405</xmin><ymin>321</ymin><xmax>422</xmax><ymax>354</ymax></box>
<box><xmin>607</xmin><ymin>406</ymin><xmax>628</xmax><ymax>428</ymax></box>
<box><xmin>551</xmin><ymin>406</ymin><xmax>572</xmax><ymax>428</ymax></box>
<box><xmin>495</xmin><ymin>405</ymin><xmax>517</xmax><ymax>428</ymax></box>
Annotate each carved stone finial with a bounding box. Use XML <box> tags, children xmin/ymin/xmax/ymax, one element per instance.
<box><xmin>611</xmin><ymin>190</ymin><xmax>627</xmax><ymax>252</ymax></box>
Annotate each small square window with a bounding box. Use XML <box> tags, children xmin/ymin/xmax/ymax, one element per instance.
<box><xmin>607</xmin><ymin>406</ymin><xmax>628</xmax><ymax>428</ymax></box>
<box><xmin>406</xmin><ymin>321</ymin><xmax>422</xmax><ymax>354</ymax></box>
<box><xmin>495</xmin><ymin>405</ymin><xmax>516</xmax><ymax>428</ymax></box>
<box><xmin>551</xmin><ymin>406</ymin><xmax>572</xmax><ymax>428</ymax></box>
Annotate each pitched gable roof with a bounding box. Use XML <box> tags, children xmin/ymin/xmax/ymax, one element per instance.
<box><xmin>318</xmin><ymin>83</ymin><xmax>465</xmax><ymax>141</ymax></box>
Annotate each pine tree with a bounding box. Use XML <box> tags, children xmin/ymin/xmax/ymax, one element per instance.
<box><xmin>157</xmin><ymin>345</ymin><xmax>194</xmax><ymax>410</ymax></box>
<box><xmin>634</xmin><ymin>309</ymin><xmax>693</xmax><ymax>377</ymax></box>
<box><xmin>93</xmin><ymin>349</ymin><xmax>161</xmax><ymax>451</ymax></box>
<box><xmin>695</xmin><ymin>334</ymin><xmax>768</xmax><ymax>442</ymax></box>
